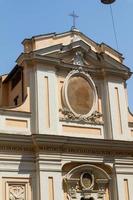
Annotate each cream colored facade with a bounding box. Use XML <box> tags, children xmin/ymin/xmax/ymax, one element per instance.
<box><xmin>0</xmin><ymin>29</ymin><xmax>133</xmax><ymax>200</ymax></box>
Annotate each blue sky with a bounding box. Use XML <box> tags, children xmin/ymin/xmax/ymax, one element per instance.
<box><xmin>0</xmin><ymin>0</ymin><xmax>133</xmax><ymax>111</ymax></box>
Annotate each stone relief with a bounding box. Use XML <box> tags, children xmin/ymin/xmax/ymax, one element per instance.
<box><xmin>9</xmin><ymin>185</ymin><xmax>25</xmax><ymax>200</ymax></box>
<box><xmin>61</xmin><ymin>67</ymin><xmax>101</xmax><ymax>124</ymax></box>
<box><xmin>64</xmin><ymin>164</ymin><xmax>109</xmax><ymax>200</ymax></box>
<box><xmin>73</xmin><ymin>51</ymin><xmax>85</xmax><ymax>66</ymax></box>
<box><xmin>59</xmin><ymin>108</ymin><xmax>103</xmax><ymax>125</ymax></box>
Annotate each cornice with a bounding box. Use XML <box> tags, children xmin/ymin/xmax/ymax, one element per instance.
<box><xmin>22</xmin><ymin>30</ymin><xmax>123</xmax><ymax>59</ymax></box>
<box><xmin>16</xmin><ymin>51</ymin><xmax>131</xmax><ymax>80</ymax></box>
<box><xmin>32</xmin><ymin>134</ymin><xmax>133</xmax><ymax>157</ymax></box>
<box><xmin>0</xmin><ymin>133</ymin><xmax>133</xmax><ymax>157</ymax></box>
<box><xmin>0</xmin><ymin>133</ymin><xmax>31</xmax><ymax>144</ymax></box>
<box><xmin>0</xmin><ymin>133</ymin><xmax>33</xmax><ymax>153</ymax></box>
<box><xmin>0</xmin><ymin>108</ymin><xmax>31</xmax><ymax>117</ymax></box>
<box><xmin>32</xmin><ymin>134</ymin><xmax>133</xmax><ymax>148</ymax></box>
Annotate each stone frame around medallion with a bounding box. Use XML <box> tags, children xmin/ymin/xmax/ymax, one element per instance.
<box><xmin>80</xmin><ymin>172</ymin><xmax>94</xmax><ymax>190</ymax></box>
<box><xmin>62</xmin><ymin>69</ymin><xmax>98</xmax><ymax>118</ymax></box>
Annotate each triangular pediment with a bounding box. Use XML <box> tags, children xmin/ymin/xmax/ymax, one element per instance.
<box><xmin>20</xmin><ymin>29</ymin><xmax>131</xmax><ymax>79</ymax></box>
<box><xmin>34</xmin><ymin>40</ymin><xmax>93</xmax><ymax>67</ymax></box>
<box><xmin>23</xmin><ymin>29</ymin><xmax>123</xmax><ymax>64</ymax></box>
<box><xmin>33</xmin><ymin>39</ymin><xmax>129</xmax><ymax>74</ymax></box>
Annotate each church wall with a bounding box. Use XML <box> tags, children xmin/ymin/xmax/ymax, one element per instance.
<box><xmin>107</xmin><ymin>79</ymin><xmax>130</xmax><ymax>140</ymax></box>
<box><xmin>0</xmin><ymin>111</ymin><xmax>31</xmax><ymax>134</ymax></box>
<box><xmin>0</xmin><ymin>30</ymin><xmax>133</xmax><ymax>200</ymax></box>
<box><xmin>57</xmin><ymin>72</ymin><xmax>105</xmax><ymax>139</ymax></box>
<box><xmin>34</xmin><ymin>35</ymin><xmax>72</xmax><ymax>51</ymax></box>
<box><xmin>116</xmin><ymin>173</ymin><xmax>133</xmax><ymax>200</ymax></box>
<box><xmin>36</xmin><ymin>154</ymin><xmax>63</xmax><ymax>200</ymax></box>
<box><xmin>0</xmin><ymin>152</ymin><xmax>36</xmax><ymax>200</ymax></box>
<box><xmin>8</xmin><ymin>80</ymin><xmax>22</xmax><ymax>106</ymax></box>
<box><xmin>61</xmin><ymin>123</ymin><xmax>104</xmax><ymax>139</ymax></box>
<box><xmin>5</xmin><ymin>118</ymin><xmax>28</xmax><ymax>128</ymax></box>
<box><xmin>2</xmin><ymin>82</ymin><xmax>9</xmax><ymax>106</ymax></box>
<box><xmin>22</xmin><ymin>66</ymin><xmax>31</xmax><ymax>112</ymax></box>
<box><xmin>95</xmin><ymin>81</ymin><xmax>103</xmax><ymax>114</ymax></box>
<box><xmin>34</xmin><ymin>64</ymin><xmax>60</xmax><ymax>134</ymax></box>
<box><xmin>29</xmin><ymin>66</ymin><xmax>38</xmax><ymax>133</ymax></box>
<box><xmin>7</xmin><ymin>66</ymin><xmax>31</xmax><ymax>112</ymax></box>
<box><xmin>38</xmin><ymin>171</ymin><xmax>63</xmax><ymax>200</ymax></box>
<box><xmin>0</xmin><ymin>66</ymin><xmax>31</xmax><ymax>113</ymax></box>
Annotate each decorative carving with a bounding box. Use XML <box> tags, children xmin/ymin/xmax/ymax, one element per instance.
<box><xmin>80</xmin><ymin>172</ymin><xmax>94</xmax><ymax>190</ymax></box>
<box><xmin>9</xmin><ymin>185</ymin><xmax>25</xmax><ymax>200</ymax></box>
<box><xmin>39</xmin><ymin>143</ymin><xmax>133</xmax><ymax>157</ymax></box>
<box><xmin>73</xmin><ymin>66</ymin><xmax>84</xmax><ymax>73</ymax></box>
<box><xmin>0</xmin><ymin>144</ymin><xmax>33</xmax><ymax>152</ymax></box>
<box><xmin>64</xmin><ymin>165</ymin><xmax>109</xmax><ymax>200</ymax></box>
<box><xmin>62</xmin><ymin>68</ymin><xmax>99</xmax><ymax>122</ymax></box>
<box><xmin>73</xmin><ymin>51</ymin><xmax>86</xmax><ymax>66</ymax></box>
<box><xmin>59</xmin><ymin>108</ymin><xmax>103</xmax><ymax>125</ymax></box>
<box><xmin>68</xmin><ymin>187</ymin><xmax>77</xmax><ymax>198</ymax></box>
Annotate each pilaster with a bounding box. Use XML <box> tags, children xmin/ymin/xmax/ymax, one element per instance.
<box><xmin>36</xmin><ymin>65</ymin><xmax>59</xmax><ymax>135</ymax></box>
<box><xmin>36</xmin><ymin>155</ymin><xmax>63</xmax><ymax>200</ymax></box>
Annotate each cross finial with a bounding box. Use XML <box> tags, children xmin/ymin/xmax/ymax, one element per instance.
<box><xmin>69</xmin><ymin>11</ymin><xmax>79</xmax><ymax>29</ymax></box>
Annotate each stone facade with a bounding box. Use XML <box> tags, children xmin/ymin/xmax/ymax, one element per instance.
<box><xmin>0</xmin><ymin>29</ymin><xmax>133</xmax><ymax>200</ymax></box>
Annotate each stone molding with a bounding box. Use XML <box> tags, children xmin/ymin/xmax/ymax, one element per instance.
<box><xmin>38</xmin><ymin>143</ymin><xmax>133</xmax><ymax>157</ymax></box>
<box><xmin>0</xmin><ymin>134</ymin><xmax>133</xmax><ymax>158</ymax></box>
<box><xmin>16</xmin><ymin>51</ymin><xmax>131</xmax><ymax>80</ymax></box>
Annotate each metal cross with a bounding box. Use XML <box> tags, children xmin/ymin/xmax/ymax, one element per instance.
<box><xmin>69</xmin><ymin>11</ymin><xmax>79</xmax><ymax>28</ymax></box>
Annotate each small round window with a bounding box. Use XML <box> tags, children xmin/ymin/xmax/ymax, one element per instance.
<box><xmin>81</xmin><ymin>172</ymin><xmax>94</xmax><ymax>189</ymax></box>
<box><xmin>63</xmin><ymin>70</ymin><xmax>97</xmax><ymax>117</ymax></box>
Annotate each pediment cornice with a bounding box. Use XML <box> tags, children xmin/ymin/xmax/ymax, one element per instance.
<box><xmin>17</xmin><ymin>51</ymin><xmax>131</xmax><ymax>80</ymax></box>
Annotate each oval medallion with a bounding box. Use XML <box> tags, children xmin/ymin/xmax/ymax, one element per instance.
<box><xmin>81</xmin><ymin>172</ymin><xmax>93</xmax><ymax>189</ymax></box>
<box><xmin>67</xmin><ymin>76</ymin><xmax>94</xmax><ymax>115</ymax></box>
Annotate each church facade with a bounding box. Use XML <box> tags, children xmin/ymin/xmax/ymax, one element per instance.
<box><xmin>0</xmin><ymin>29</ymin><xmax>133</xmax><ymax>200</ymax></box>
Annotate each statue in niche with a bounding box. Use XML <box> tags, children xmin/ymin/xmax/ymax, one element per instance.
<box><xmin>73</xmin><ymin>51</ymin><xmax>84</xmax><ymax>66</ymax></box>
<box><xmin>9</xmin><ymin>185</ymin><xmax>25</xmax><ymax>200</ymax></box>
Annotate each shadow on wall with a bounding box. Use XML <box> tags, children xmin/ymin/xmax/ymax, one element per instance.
<box><xmin>18</xmin><ymin>150</ymin><xmax>36</xmax><ymax>200</ymax></box>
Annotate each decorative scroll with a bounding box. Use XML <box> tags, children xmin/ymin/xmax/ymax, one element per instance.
<box><xmin>59</xmin><ymin>108</ymin><xmax>103</xmax><ymax>125</ymax></box>
<box><xmin>9</xmin><ymin>185</ymin><xmax>25</xmax><ymax>200</ymax></box>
